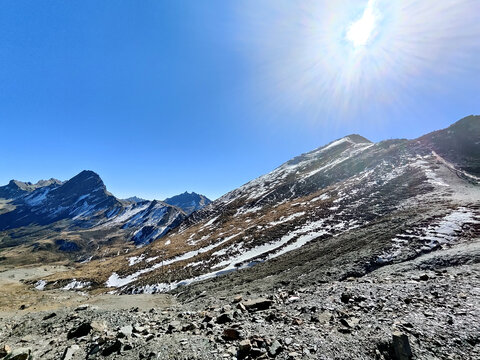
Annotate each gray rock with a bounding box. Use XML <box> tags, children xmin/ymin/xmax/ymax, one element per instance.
<box><xmin>102</xmin><ymin>339</ymin><xmax>122</xmax><ymax>357</ymax></box>
<box><xmin>216</xmin><ymin>313</ymin><xmax>233</xmax><ymax>324</ymax></box>
<box><xmin>166</xmin><ymin>321</ymin><xmax>181</xmax><ymax>334</ymax></box>
<box><xmin>268</xmin><ymin>340</ymin><xmax>283</xmax><ymax>357</ymax></box>
<box><xmin>118</xmin><ymin>325</ymin><xmax>133</xmax><ymax>338</ymax></box>
<box><xmin>222</xmin><ymin>328</ymin><xmax>242</xmax><ymax>341</ymax></box>
<box><xmin>392</xmin><ymin>332</ymin><xmax>412</xmax><ymax>360</ymax></box>
<box><xmin>62</xmin><ymin>345</ymin><xmax>80</xmax><ymax>360</ymax></box>
<box><xmin>67</xmin><ymin>322</ymin><xmax>92</xmax><ymax>339</ymax></box>
<box><xmin>340</xmin><ymin>317</ymin><xmax>360</xmax><ymax>328</ymax></box>
<box><xmin>242</xmin><ymin>298</ymin><xmax>273</xmax><ymax>311</ymax></box>
<box><xmin>238</xmin><ymin>339</ymin><xmax>251</xmax><ymax>358</ymax></box>
<box><xmin>0</xmin><ymin>345</ymin><xmax>10</xmax><ymax>358</ymax></box>
<box><xmin>6</xmin><ymin>348</ymin><xmax>31</xmax><ymax>360</ymax></box>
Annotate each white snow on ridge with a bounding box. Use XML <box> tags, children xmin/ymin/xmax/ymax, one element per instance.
<box><xmin>268</xmin><ymin>212</ymin><xmax>305</xmax><ymax>227</ymax></box>
<box><xmin>63</xmin><ymin>279</ymin><xmax>91</xmax><ymax>290</ymax></box>
<box><xmin>100</xmin><ymin>203</ymin><xmax>150</xmax><ymax>228</ymax></box>
<box><xmin>134</xmin><ymin>217</ymin><xmax>364</xmax><ymax>294</ymax></box>
<box><xmin>106</xmin><ymin>232</ymin><xmax>245</xmax><ymax>288</ymax></box>
<box><xmin>377</xmin><ymin>207</ymin><xmax>479</xmax><ymax>264</ymax></box>
<box><xmin>304</xmin><ymin>143</ymin><xmax>374</xmax><ymax>179</ymax></box>
<box><xmin>25</xmin><ymin>188</ymin><xmax>51</xmax><ymax>206</ymax></box>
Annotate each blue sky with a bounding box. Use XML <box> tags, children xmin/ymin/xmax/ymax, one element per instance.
<box><xmin>1</xmin><ymin>0</ymin><xmax>479</xmax><ymax>200</ymax></box>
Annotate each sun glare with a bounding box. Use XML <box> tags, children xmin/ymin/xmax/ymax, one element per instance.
<box><xmin>346</xmin><ymin>0</ymin><xmax>378</xmax><ymax>48</ymax></box>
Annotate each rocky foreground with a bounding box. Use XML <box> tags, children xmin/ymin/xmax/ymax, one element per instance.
<box><xmin>1</xmin><ymin>251</ymin><xmax>479</xmax><ymax>360</ymax></box>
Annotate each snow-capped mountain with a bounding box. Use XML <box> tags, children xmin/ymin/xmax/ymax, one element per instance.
<box><xmin>88</xmin><ymin>116</ymin><xmax>479</xmax><ymax>293</ymax></box>
<box><xmin>0</xmin><ymin>171</ymin><xmax>187</xmax><ymax>264</ymax></box>
<box><xmin>164</xmin><ymin>191</ymin><xmax>211</xmax><ymax>215</ymax></box>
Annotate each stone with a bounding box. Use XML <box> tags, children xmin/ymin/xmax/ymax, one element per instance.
<box><xmin>222</xmin><ymin>328</ymin><xmax>242</xmax><ymax>341</ymax></box>
<box><xmin>42</xmin><ymin>312</ymin><xmax>56</xmax><ymax>321</ymax></box>
<box><xmin>238</xmin><ymin>339</ymin><xmax>251</xmax><ymax>357</ymax></box>
<box><xmin>6</xmin><ymin>348</ymin><xmax>31</xmax><ymax>360</ymax></box>
<box><xmin>250</xmin><ymin>347</ymin><xmax>267</xmax><ymax>358</ymax></box>
<box><xmin>75</xmin><ymin>304</ymin><xmax>90</xmax><ymax>311</ymax></box>
<box><xmin>203</xmin><ymin>313</ymin><xmax>214</xmax><ymax>323</ymax></box>
<box><xmin>419</xmin><ymin>274</ymin><xmax>429</xmax><ymax>281</ymax></box>
<box><xmin>182</xmin><ymin>322</ymin><xmax>198</xmax><ymax>332</ymax></box>
<box><xmin>166</xmin><ymin>321</ymin><xmax>181</xmax><ymax>334</ymax></box>
<box><xmin>392</xmin><ymin>332</ymin><xmax>413</xmax><ymax>360</ymax></box>
<box><xmin>67</xmin><ymin>322</ymin><xmax>92</xmax><ymax>339</ymax></box>
<box><xmin>216</xmin><ymin>313</ymin><xmax>233</xmax><ymax>324</ymax></box>
<box><xmin>118</xmin><ymin>325</ymin><xmax>133</xmax><ymax>338</ymax></box>
<box><xmin>284</xmin><ymin>338</ymin><xmax>293</xmax><ymax>346</ymax></box>
<box><xmin>0</xmin><ymin>345</ymin><xmax>11</xmax><ymax>358</ymax></box>
<box><xmin>341</xmin><ymin>292</ymin><xmax>352</xmax><ymax>303</ymax></box>
<box><xmin>102</xmin><ymin>340</ymin><xmax>122</xmax><ymax>357</ymax></box>
<box><xmin>268</xmin><ymin>340</ymin><xmax>283</xmax><ymax>357</ymax></box>
<box><xmin>91</xmin><ymin>321</ymin><xmax>107</xmax><ymax>333</ymax></box>
<box><xmin>242</xmin><ymin>298</ymin><xmax>273</xmax><ymax>311</ymax></box>
<box><xmin>233</xmin><ymin>295</ymin><xmax>243</xmax><ymax>303</ymax></box>
<box><xmin>62</xmin><ymin>345</ymin><xmax>80</xmax><ymax>360</ymax></box>
<box><xmin>291</xmin><ymin>318</ymin><xmax>303</xmax><ymax>326</ymax></box>
<box><xmin>236</xmin><ymin>303</ymin><xmax>247</xmax><ymax>312</ymax></box>
<box><xmin>340</xmin><ymin>317</ymin><xmax>360</xmax><ymax>328</ymax></box>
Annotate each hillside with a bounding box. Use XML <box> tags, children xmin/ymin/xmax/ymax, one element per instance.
<box><xmin>42</xmin><ymin>116</ymin><xmax>479</xmax><ymax>294</ymax></box>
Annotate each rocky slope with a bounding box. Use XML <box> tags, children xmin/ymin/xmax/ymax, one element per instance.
<box><xmin>59</xmin><ymin>116</ymin><xmax>480</xmax><ymax>295</ymax></box>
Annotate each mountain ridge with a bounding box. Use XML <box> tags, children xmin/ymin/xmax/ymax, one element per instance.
<box><xmin>40</xmin><ymin>115</ymin><xmax>477</xmax><ymax>296</ymax></box>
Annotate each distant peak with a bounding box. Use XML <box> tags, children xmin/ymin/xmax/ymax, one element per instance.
<box><xmin>72</xmin><ymin>170</ymin><xmax>102</xmax><ymax>182</ymax></box>
<box><xmin>344</xmin><ymin>134</ymin><xmax>372</xmax><ymax>144</ymax></box>
<box><xmin>8</xmin><ymin>179</ymin><xmax>22</xmax><ymax>188</ymax></box>
<box><xmin>64</xmin><ymin>170</ymin><xmax>105</xmax><ymax>191</ymax></box>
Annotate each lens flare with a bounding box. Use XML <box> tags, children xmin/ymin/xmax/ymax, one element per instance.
<box><xmin>237</xmin><ymin>0</ymin><xmax>480</xmax><ymax>121</ymax></box>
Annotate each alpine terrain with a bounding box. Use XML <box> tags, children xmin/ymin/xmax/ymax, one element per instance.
<box><xmin>0</xmin><ymin>116</ymin><xmax>479</xmax><ymax>360</ymax></box>
<box><xmin>0</xmin><ymin>171</ymin><xmax>210</xmax><ymax>266</ymax></box>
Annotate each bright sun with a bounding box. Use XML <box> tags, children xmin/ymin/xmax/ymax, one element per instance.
<box><xmin>346</xmin><ymin>0</ymin><xmax>378</xmax><ymax>48</ymax></box>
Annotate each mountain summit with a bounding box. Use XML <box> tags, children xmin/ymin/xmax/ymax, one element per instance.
<box><xmin>164</xmin><ymin>191</ymin><xmax>212</xmax><ymax>215</ymax></box>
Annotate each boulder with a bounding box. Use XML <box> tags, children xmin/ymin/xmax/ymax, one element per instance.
<box><xmin>268</xmin><ymin>340</ymin><xmax>283</xmax><ymax>357</ymax></box>
<box><xmin>102</xmin><ymin>340</ymin><xmax>122</xmax><ymax>357</ymax></box>
<box><xmin>242</xmin><ymin>298</ymin><xmax>273</xmax><ymax>311</ymax></box>
<box><xmin>67</xmin><ymin>322</ymin><xmax>92</xmax><ymax>339</ymax></box>
<box><xmin>222</xmin><ymin>328</ymin><xmax>242</xmax><ymax>341</ymax></box>
<box><xmin>392</xmin><ymin>332</ymin><xmax>413</xmax><ymax>360</ymax></box>
<box><xmin>166</xmin><ymin>321</ymin><xmax>181</xmax><ymax>334</ymax></box>
<box><xmin>238</xmin><ymin>339</ymin><xmax>251</xmax><ymax>358</ymax></box>
<box><xmin>5</xmin><ymin>348</ymin><xmax>31</xmax><ymax>360</ymax></box>
<box><xmin>216</xmin><ymin>313</ymin><xmax>233</xmax><ymax>324</ymax></box>
<box><xmin>118</xmin><ymin>325</ymin><xmax>133</xmax><ymax>338</ymax></box>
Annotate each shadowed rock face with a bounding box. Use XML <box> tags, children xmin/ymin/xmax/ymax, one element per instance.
<box><xmin>0</xmin><ymin>170</ymin><xmax>121</xmax><ymax>230</ymax></box>
<box><xmin>416</xmin><ymin>115</ymin><xmax>480</xmax><ymax>176</ymax></box>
